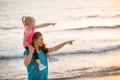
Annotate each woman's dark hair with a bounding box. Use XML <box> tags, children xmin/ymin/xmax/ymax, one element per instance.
<box><xmin>32</xmin><ymin>32</ymin><xmax>48</xmax><ymax>54</ymax></box>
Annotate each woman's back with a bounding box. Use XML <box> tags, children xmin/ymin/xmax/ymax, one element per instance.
<box><xmin>24</xmin><ymin>49</ymin><xmax>48</xmax><ymax>80</ymax></box>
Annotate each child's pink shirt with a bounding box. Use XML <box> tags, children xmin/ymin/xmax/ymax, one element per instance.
<box><xmin>23</xmin><ymin>28</ymin><xmax>35</xmax><ymax>48</ymax></box>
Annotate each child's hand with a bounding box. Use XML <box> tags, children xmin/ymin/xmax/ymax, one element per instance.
<box><xmin>66</xmin><ymin>40</ymin><xmax>75</xmax><ymax>45</ymax></box>
<box><xmin>51</xmin><ymin>23</ymin><xmax>57</xmax><ymax>26</ymax></box>
<box><xmin>29</xmin><ymin>45</ymin><xmax>34</xmax><ymax>54</ymax></box>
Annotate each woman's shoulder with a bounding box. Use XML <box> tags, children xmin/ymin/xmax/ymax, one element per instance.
<box><xmin>38</xmin><ymin>50</ymin><xmax>48</xmax><ymax>58</ymax></box>
<box><xmin>23</xmin><ymin>49</ymin><xmax>29</xmax><ymax>56</ymax></box>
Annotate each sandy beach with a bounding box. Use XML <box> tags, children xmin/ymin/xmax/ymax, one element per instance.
<box><xmin>49</xmin><ymin>66</ymin><xmax>120</xmax><ymax>80</ymax></box>
<box><xmin>74</xmin><ymin>75</ymin><xmax>120</xmax><ymax>80</ymax></box>
<box><xmin>49</xmin><ymin>75</ymin><xmax>120</xmax><ymax>80</ymax></box>
<box><xmin>9</xmin><ymin>74</ymin><xmax>120</xmax><ymax>80</ymax></box>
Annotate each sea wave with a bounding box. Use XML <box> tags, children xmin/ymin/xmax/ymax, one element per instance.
<box><xmin>0</xmin><ymin>44</ymin><xmax>120</xmax><ymax>60</ymax></box>
<box><xmin>44</xmin><ymin>25</ymin><xmax>120</xmax><ymax>33</ymax></box>
<box><xmin>54</xmin><ymin>44</ymin><xmax>120</xmax><ymax>56</ymax></box>
<box><xmin>57</xmin><ymin>25</ymin><xmax>120</xmax><ymax>31</ymax></box>
<box><xmin>0</xmin><ymin>27</ymin><xmax>21</xmax><ymax>30</ymax></box>
<box><xmin>49</xmin><ymin>66</ymin><xmax>120</xmax><ymax>80</ymax></box>
<box><xmin>0</xmin><ymin>25</ymin><xmax>120</xmax><ymax>31</ymax></box>
<box><xmin>66</xmin><ymin>14</ymin><xmax>120</xmax><ymax>20</ymax></box>
<box><xmin>0</xmin><ymin>55</ymin><xmax>23</xmax><ymax>60</ymax></box>
<box><xmin>86</xmin><ymin>14</ymin><xmax>120</xmax><ymax>18</ymax></box>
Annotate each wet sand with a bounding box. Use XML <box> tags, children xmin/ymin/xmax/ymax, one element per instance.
<box><xmin>74</xmin><ymin>75</ymin><xmax>120</xmax><ymax>80</ymax></box>
<box><xmin>49</xmin><ymin>66</ymin><xmax>120</xmax><ymax>80</ymax></box>
<box><xmin>49</xmin><ymin>74</ymin><xmax>120</xmax><ymax>80</ymax></box>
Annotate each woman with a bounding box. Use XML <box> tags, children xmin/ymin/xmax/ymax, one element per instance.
<box><xmin>23</xmin><ymin>32</ymin><xmax>74</xmax><ymax>80</ymax></box>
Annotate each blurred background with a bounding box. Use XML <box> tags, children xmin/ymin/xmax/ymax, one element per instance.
<box><xmin>0</xmin><ymin>0</ymin><xmax>120</xmax><ymax>79</ymax></box>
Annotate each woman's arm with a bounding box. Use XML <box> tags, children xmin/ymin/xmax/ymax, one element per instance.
<box><xmin>48</xmin><ymin>40</ymin><xmax>75</xmax><ymax>53</ymax></box>
<box><xmin>35</xmin><ymin>23</ymin><xmax>56</xmax><ymax>29</ymax></box>
<box><xmin>24</xmin><ymin>46</ymin><xmax>34</xmax><ymax>66</ymax></box>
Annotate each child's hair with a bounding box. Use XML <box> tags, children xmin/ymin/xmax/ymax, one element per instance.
<box><xmin>22</xmin><ymin>16</ymin><xmax>35</xmax><ymax>28</ymax></box>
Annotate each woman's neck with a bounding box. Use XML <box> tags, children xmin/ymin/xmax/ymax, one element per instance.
<box><xmin>34</xmin><ymin>44</ymin><xmax>39</xmax><ymax>52</ymax></box>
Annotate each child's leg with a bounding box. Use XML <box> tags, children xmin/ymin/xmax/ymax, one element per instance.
<box><xmin>35</xmin><ymin>59</ymin><xmax>41</xmax><ymax>65</ymax></box>
<box><xmin>33</xmin><ymin>50</ymin><xmax>41</xmax><ymax>65</ymax></box>
<box><xmin>33</xmin><ymin>50</ymin><xmax>46</xmax><ymax>71</ymax></box>
<box><xmin>46</xmin><ymin>53</ymin><xmax>51</xmax><ymax>57</ymax></box>
<box><xmin>47</xmin><ymin>53</ymin><xmax>58</xmax><ymax>62</ymax></box>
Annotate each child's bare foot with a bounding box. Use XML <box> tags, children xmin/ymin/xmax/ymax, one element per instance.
<box><xmin>39</xmin><ymin>64</ymin><xmax>46</xmax><ymax>71</ymax></box>
<box><xmin>49</xmin><ymin>57</ymin><xmax>59</xmax><ymax>62</ymax></box>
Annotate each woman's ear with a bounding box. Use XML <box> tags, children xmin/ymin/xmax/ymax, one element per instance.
<box><xmin>33</xmin><ymin>39</ymin><xmax>37</xmax><ymax>43</ymax></box>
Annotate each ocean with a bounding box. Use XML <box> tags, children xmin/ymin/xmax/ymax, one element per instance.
<box><xmin>0</xmin><ymin>0</ymin><xmax>120</xmax><ymax>79</ymax></box>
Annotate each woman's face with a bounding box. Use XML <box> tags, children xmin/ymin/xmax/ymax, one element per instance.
<box><xmin>35</xmin><ymin>36</ymin><xmax>44</xmax><ymax>47</ymax></box>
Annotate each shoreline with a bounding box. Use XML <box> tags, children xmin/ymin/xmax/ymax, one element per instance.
<box><xmin>49</xmin><ymin>66</ymin><xmax>120</xmax><ymax>80</ymax></box>
<box><xmin>49</xmin><ymin>74</ymin><xmax>120</xmax><ymax>80</ymax></box>
<box><xmin>74</xmin><ymin>75</ymin><xmax>120</xmax><ymax>80</ymax></box>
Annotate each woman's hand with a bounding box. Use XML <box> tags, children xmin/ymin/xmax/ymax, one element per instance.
<box><xmin>29</xmin><ymin>45</ymin><xmax>34</xmax><ymax>54</ymax></box>
<box><xmin>50</xmin><ymin>23</ymin><xmax>57</xmax><ymax>26</ymax></box>
<box><xmin>66</xmin><ymin>40</ymin><xmax>75</xmax><ymax>45</ymax></box>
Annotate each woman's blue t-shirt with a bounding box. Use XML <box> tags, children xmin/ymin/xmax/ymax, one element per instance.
<box><xmin>24</xmin><ymin>49</ymin><xmax>48</xmax><ymax>80</ymax></box>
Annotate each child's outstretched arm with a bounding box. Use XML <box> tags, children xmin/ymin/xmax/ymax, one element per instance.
<box><xmin>35</xmin><ymin>23</ymin><xmax>56</xmax><ymax>29</ymax></box>
<box><xmin>47</xmin><ymin>40</ymin><xmax>75</xmax><ymax>53</ymax></box>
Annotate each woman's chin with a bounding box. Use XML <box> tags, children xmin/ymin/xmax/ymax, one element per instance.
<box><xmin>40</xmin><ymin>44</ymin><xmax>43</xmax><ymax>47</ymax></box>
